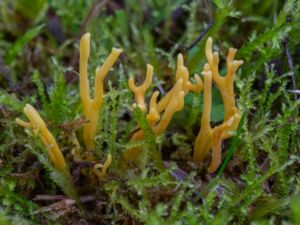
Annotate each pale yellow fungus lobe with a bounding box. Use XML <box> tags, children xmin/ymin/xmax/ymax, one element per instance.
<box><xmin>193</xmin><ymin>37</ymin><xmax>243</xmax><ymax>173</ymax></box>
<box><xmin>208</xmin><ymin>115</ymin><xmax>239</xmax><ymax>173</ymax></box>
<box><xmin>205</xmin><ymin>37</ymin><xmax>243</xmax><ymax>121</ymax></box>
<box><xmin>70</xmin><ymin>132</ymin><xmax>82</xmax><ymax>161</ymax></box>
<box><xmin>128</xmin><ymin>64</ymin><xmax>154</xmax><ymax>112</ymax></box>
<box><xmin>176</xmin><ymin>54</ymin><xmax>203</xmax><ymax>95</ymax></box>
<box><xmin>156</xmin><ymin>54</ymin><xmax>203</xmax><ymax>113</ymax></box>
<box><xmin>79</xmin><ymin>33</ymin><xmax>123</xmax><ymax>152</ymax></box>
<box><xmin>152</xmin><ymin>79</ymin><xmax>184</xmax><ymax>135</ymax></box>
<box><xmin>193</xmin><ymin>64</ymin><xmax>213</xmax><ymax>163</ymax></box>
<box><xmin>16</xmin><ymin>104</ymin><xmax>67</xmax><ymax>172</ymax></box>
<box><xmin>146</xmin><ymin>91</ymin><xmax>160</xmax><ymax>128</ymax></box>
<box><xmin>93</xmin><ymin>153</ymin><xmax>112</xmax><ymax>180</ymax></box>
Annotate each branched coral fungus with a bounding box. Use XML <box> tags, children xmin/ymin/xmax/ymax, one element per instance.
<box><xmin>79</xmin><ymin>33</ymin><xmax>122</xmax><ymax>180</ymax></box>
<box><xmin>123</xmin><ymin>54</ymin><xmax>203</xmax><ymax>165</ymax></box>
<box><xmin>16</xmin><ymin>104</ymin><xmax>67</xmax><ymax>172</ymax></box>
<box><xmin>193</xmin><ymin>37</ymin><xmax>243</xmax><ymax>173</ymax></box>
<box><xmin>79</xmin><ymin>33</ymin><xmax>123</xmax><ymax>154</ymax></box>
<box><xmin>125</xmin><ymin>40</ymin><xmax>242</xmax><ymax>171</ymax></box>
<box><xmin>16</xmin><ymin>33</ymin><xmax>122</xmax><ymax>181</ymax></box>
<box><xmin>128</xmin><ymin>64</ymin><xmax>154</xmax><ymax>112</ymax></box>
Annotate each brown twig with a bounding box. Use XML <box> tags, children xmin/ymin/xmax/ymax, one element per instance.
<box><xmin>185</xmin><ymin>0</ymin><xmax>213</xmax><ymax>52</ymax></box>
<box><xmin>203</xmin><ymin>0</ymin><xmax>213</xmax><ymax>22</ymax></box>
<box><xmin>33</xmin><ymin>195</ymin><xmax>67</xmax><ymax>201</ymax></box>
<box><xmin>77</xmin><ymin>0</ymin><xmax>111</xmax><ymax>39</ymax></box>
<box><xmin>185</xmin><ymin>22</ymin><xmax>212</xmax><ymax>52</ymax></box>
<box><xmin>68</xmin><ymin>0</ymin><xmax>111</xmax><ymax>83</ymax></box>
<box><xmin>153</xmin><ymin>74</ymin><xmax>165</xmax><ymax>95</ymax></box>
<box><xmin>288</xmin><ymin>90</ymin><xmax>300</xmax><ymax>94</ymax></box>
<box><xmin>163</xmin><ymin>161</ymin><xmax>189</xmax><ymax>182</ymax></box>
<box><xmin>72</xmin><ymin>160</ymin><xmax>97</xmax><ymax>182</ymax></box>
<box><xmin>284</xmin><ymin>37</ymin><xmax>297</xmax><ymax>100</ymax></box>
<box><xmin>33</xmin><ymin>194</ymin><xmax>96</xmax><ymax>203</ymax></box>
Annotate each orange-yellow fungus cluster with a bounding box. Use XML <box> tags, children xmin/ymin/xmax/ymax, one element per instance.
<box><xmin>17</xmin><ymin>33</ymin><xmax>122</xmax><ymax>180</ymax></box>
<box><xmin>193</xmin><ymin>37</ymin><xmax>243</xmax><ymax>172</ymax></box>
<box><xmin>125</xmin><ymin>37</ymin><xmax>243</xmax><ymax>172</ymax></box>
<box><xmin>16</xmin><ymin>104</ymin><xmax>67</xmax><ymax>172</ymax></box>
<box><xmin>123</xmin><ymin>53</ymin><xmax>203</xmax><ymax>164</ymax></box>
<box><xmin>16</xmin><ymin>33</ymin><xmax>242</xmax><ymax>176</ymax></box>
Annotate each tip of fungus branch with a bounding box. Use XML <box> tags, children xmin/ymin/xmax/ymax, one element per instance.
<box><xmin>234</xmin><ymin>60</ymin><xmax>244</xmax><ymax>67</ymax></box>
<box><xmin>15</xmin><ymin>118</ymin><xmax>30</xmax><ymax>128</ymax></box>
<box><xmin>203</xmin><ymin>63</ymin><xmax>210</xmax><ymax>71</ymax></box>
<box><xmin>207</xmin><ymin>37</ymin><xmax>213</xmax><ymax>44</ymax></box>
<box><xmin>229</xmin><ymin>47</ymin><xmax>237</xmax><ymax>54</ymax></box>
<box><xmin>202</xmin><ymin>70</ymin><xmax>212</xmax><ymax>77</ymax></box>
<box><xmin>177</xmin><ymin>53</ymin><xmax>184</xmax><ymax>67</ymax></box>
<box><xmin>81</xmin><ymin>32</ymin><xmax>91</xmax><ymax>41</ymax></box>
<box><xmin>112</xmin><ymin>47</ymin><xmax>123</xmax><ymax>54</ymax></box>
<box><xmin>80</xmin><ymin>33</ymin><xmax>90</xmax><ymax>60</ymax></box>
<box><xmin>93</xmin><ymin>153</ymin><xmax>112</xmax><ymax>180</ymax></box>
<box><xmin>212</xmin><ymin>52</ymin><xmax>219</xmax><ymax>63</ymax></box>
<box><xmin>146</xmin><ymin>64</ymin><xmax>154</xmax><ymax>72</ymax></box>
<box><xmin>24</xmin><ymin>103</ymin><xmax>31</xmax><ymax>111</ymax></box>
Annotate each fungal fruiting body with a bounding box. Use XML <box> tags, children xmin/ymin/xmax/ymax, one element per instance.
<box><xmin>93</xmin><ymin>153</ymin><xmax>112</xmax><ymax>180</ymax></box>
<box><xmin>16</xmin><ymin>33</ymin><xmax>122</xmax><ymax>180</ymax></box>
<box><xmin>128</xmin><ymin>64</ymin><xmax>154</xmax><ymax>112</ymax></box>
<box><xmin>79</xmin><ymin>33</ymin><xmax>123</xmax><ymax>154</ymax></box>
<box><xmin>16</xmin><ymin>104</ymin><xmax>67</xmax><ymax>172</ymax></box>
<box><xmin>124</xmin><ymin>37</ymin><xmax>243</xmax><ymax>172</ymax></box>
<box><xmin>193</xmin><ymin>64</ymin><xmax>213</xmax><ymax>164</ymax></box>
<box><xmin>122</xmin><ymin>53</ymin><xmax>203</xmax><ymax>165</ymax></box>
<box><xmin>79</xmin><ymin>33</ymin><xmax>122</xmax><ymax>179</ymax></box>
<box><xmin>193</xmin><ymin>37</ymin><xmax>243</xmax><ymax>173</ymax></box>
<box><xmin>16</xmin><ymin>34</ymin><xmax>242</xmax><ymax>175</ymax></box>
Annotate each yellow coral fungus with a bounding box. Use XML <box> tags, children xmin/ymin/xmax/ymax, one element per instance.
<box><xmin>79</xmin><ymin>33</ymin><xmax>123</xmax><ymax>153</ymax></box>
<box><xmin>16</xmin><ymin>104</ymin><xmax>67</xmax><ymax>172</ymax></box>
<box><xmin>123</xmin><ymin>53</ymin><xmax>203</xmax><ymax>165</ymax></box>
<box><xmin>205</xmin><ymin>37</ymin><xmax>243</xmax><ymax>121</ymax></box>
<box><xmin>122</xmin><ymin>78</ymin><xmax>185</xmax><ymax>164</ymax></box>
<box><xmin>93</xmin><ymin>153</ymin><xmax>112</xmax><ymax>180</ymax></box>
<box><xmin>175</xmin><ymin>54</ymin><xmax>203</xmax><ymax>95</ymax></box>
<box><xmin>193</xmin><ymin>37</ymin><xmax>243</xmax><ymax>173</ymax></box>
<box><xmin>128</xmin><ymin>64</ymin><xmax>153</xmax><ymax>112</ymax></box>
<box><xmin>146</xmin><ymin>91</ymin><xmax>160</xmax><ymax>128</ymax></box>
<box><xmin>208</xmin><ymin>115</ymin><xmax>239</xmax><ymax>173</ymax></box>
<box><xmin>152</xmin><ymin>79</ymin><xmax>184</xmax><ymax>135</ymax></box>
<box><xmin>156</xmin><ymin>54</ymin><xmax>203</xmax><ymax>113</ymax></box>
<box><xmin>193</xmin><ymin>64</ymin><xmax>213</xmax><ymax>163</ymax></box>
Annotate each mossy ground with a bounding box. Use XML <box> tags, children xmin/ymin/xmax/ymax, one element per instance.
<box><xmin>0</xmin><ymin>0</ymin><xmax>300</xmax><ymax>224</ymax></box>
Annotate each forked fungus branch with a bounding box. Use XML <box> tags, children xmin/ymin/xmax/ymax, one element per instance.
<box><xmin>16</xmin><ymin>104</ymin><xmax>68</xmax><ymax>172</ymax></box>
<box><xmin>79</xmin><ymin>33</ymin><xmax>123</xmax><ymax>154</ymax></box>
